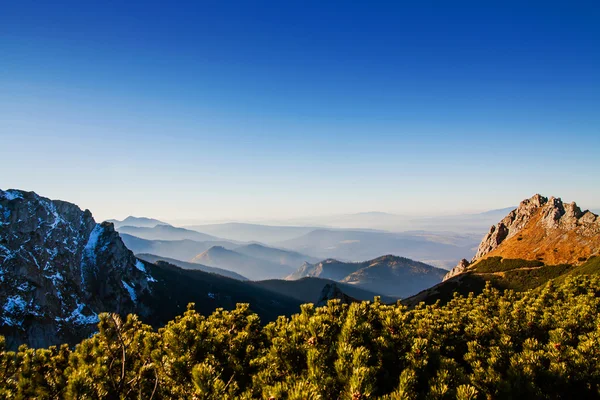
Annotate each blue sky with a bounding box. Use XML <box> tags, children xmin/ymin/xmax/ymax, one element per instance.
<box><xmin>1</xmin><ymin>1</ymin><xmax>599</xmax><ymax>222</ymax></box>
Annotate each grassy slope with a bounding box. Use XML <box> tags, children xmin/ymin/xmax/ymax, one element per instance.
<box><xmin>404</xmin><ymin>256</ymin><xmax>600</xmax><ymax>307</ymax></box>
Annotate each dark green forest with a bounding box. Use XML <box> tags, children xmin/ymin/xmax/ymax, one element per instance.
<box><xmin>3</xmin><ymin>275</ymin><xmax>600</xmax><ymax>399</ymax></box>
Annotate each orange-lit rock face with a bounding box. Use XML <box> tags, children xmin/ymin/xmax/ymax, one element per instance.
<box><xmin>473</xmin><ymin>194</ymin><xmax>600</xmax><ymax>266</ymax></box>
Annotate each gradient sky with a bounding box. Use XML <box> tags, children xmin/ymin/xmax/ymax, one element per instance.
<box><xmin>1</xmin><ymin>1</ymin><xmax>599</xmax><ymax>222</ymax></box>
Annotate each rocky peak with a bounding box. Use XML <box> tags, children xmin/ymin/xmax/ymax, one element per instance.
<box><xmin>0</xmin><ymin>189</ymin><xmax>156</xmax><ymax>348</ymax></box>
<box><xmin>444</xmin><ymin>194</ymin><xmax>600</xmax><ymax>280</ymax></box>
<box><xmin>471</xmin><ymin>194</ymin><xmax>598</xmax><ymax>263</ymax></box>
<box><xmin>443</xmin><ymin>259</ymin><xmax>469</xmax><ymax>281</ymax></box>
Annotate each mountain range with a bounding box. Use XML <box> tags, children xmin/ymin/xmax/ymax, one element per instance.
<box><xmin>120</xmin><ymin>220</ymin><xmax>477</xmax><ymax>269</ymax></box>
<box><xmin>116</xmin><ymin>224</ymin><xmax>221</xmax><ymax>242</ymax></box>
<box><xmin>114</xmin><ymin>216</ymin><xmax>485</xmax><ymax>270</ymax></box>
<box><xmin>120</xmin><ymin>234</ymin><xmax>319</xmax><ymax>280</ymax></box>
<box><xmin>246</xmin><ymin>208</ymin><xmax>517</xmax><ymax>234</ymax></box>
<box><xmin>287</xmin><ymin>255</ymin><xmax>447</xmax><ymax>298</ymax></box>
<box><xmin>274</xmin><ymin>229</ymin><xmax>477</xmax><ymax>269</ymax></box>
<box><xmin>234</xmin><ymin>243</ymin><xmax>319</xmax><ymax>268</ymax></box>
<box><xmin>106</xmin><ymin>216</ymin><xmax>169</xmax><ymax>229</ymax></box>
<box><xmin>4</xmin><ymin>188</ymin><xmax>598</xmax><ymax>351</ymax></box>
<box><xmin>192</xmin><ymin>246</ymin><xmax>295</xmax><ymax>281</ymax></box>
<box><xmin>119</xmin><ymin>233</ymin><xmax>239</xmax><ymax>261</ymax></box>
<box><xmin>182</xmin><ymin>222</ymin><xmax>317</xmax><ymax>243</ymax></box>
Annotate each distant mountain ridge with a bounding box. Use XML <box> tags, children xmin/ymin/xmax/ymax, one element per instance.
<box><xmin>106</xmin><ymin>216</ymin><xmax>170</xmax><ymax>229</ymax></box>
<box><xmin>276</xmin><ymin>229</ymin><xmax>476</xmax><ymax>269</ymax></box>
<box><xmin>259</xmin><ymin>208</ymin><xmax>517</xmax><ymax>234</ymax></box>
<box><xmin>117</xmin><ymin>224</ymin><xmax>221</xmax><ymax>242</ymax></box>
<box><xmin>184</xmin><ymin>222</ymin><xmax>318</xmax><ymax>244</ymax></box>
<box><xmin>233</xmin><ymin>243</ymin><xmax>319</xmax><ymax>268</ymax></box>
<box><xmin>119</xmin><ymin>233</ymin><xmax>239</xmax><ymax>261</ymax></box>
<box><xmin>192</xmin><ymin>246</ymin><xmax>294</xmax><ymax>281</ymax></box>
<box><xmin>287</xmin><ymin>255</ymin><xmax>446</xmax><ymax>298</ymax></box>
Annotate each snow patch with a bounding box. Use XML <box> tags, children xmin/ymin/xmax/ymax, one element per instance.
<box><xmin>3</xmin><ymin>190</ymin><xmax>23</xmax><ymax>201</ymax></box>
<box><xmin>70</xmin><ymin>303</ymin><xmax>99</xmax><ymax>325</ymax></box>
<box><xmin>55</xmin><ymin>303</ymin><xmax>99</xmax><ymax>325</ymax></box>
<box><xmin>3</xmin><ymin>295</ymin><xmax>26</xmax><ymax>313</ymax></box>
<box><xmin>135</xmin><ymin>260</ymin><xmax>147</xmax><ymax>273</ymax></box>
<box><xmin>122</xmin><ymin>280</ymin><xmax>137</xmax><ymax>303</ymax></box>
<box><xmin>81</xmin><ymin>224</ymin><xmax>103</xmax><ymax>284</ymax></box>
<box><xmin>0</xmin><ymin>244</ymin><xmax>15</xmax><ymax>261</ymax></box>
<box><xmin>46</xmin><ymin>247</ymin><xmax>58</xmax><ymax>259</ymax></box>
<box><xmin>2</xmin><ymin>295</ymin><xmax>27</xmax><ymax>326</ymax></box>
<box><xmin>46</xmin><ymin>271</ymin><xmax>64</xmax><ymax>297</ymax></box>
<box><xmin>39</xmin><ymin>199</ymin><xmax>72</xmax><ymax>236</ymax></box>
<box><xmin>135</xmin><ymin>259</ymin><xmax>158</xmax><ymax>282</ymax></box>
<box><xmin>84</xmin><ymin>224</ymin><xmax>103</xmax><ymax>261</ymax></box>
<box><xmin>24</xmin><ymin>249</ymin><xmax>41</xmax><ymax>270</ymax></box>
<box><xmin>47</xmin><ymin>271</ymin><xmax>64</xmax><ymax>282</ymax></box>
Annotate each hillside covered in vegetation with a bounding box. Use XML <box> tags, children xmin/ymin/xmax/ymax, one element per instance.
<box><xmin>407</xmin><ymin>256</ymin><xmax>600</xmax><ymax>306</ymax></box>
<box><xmin>3</xmin><ymin>275</ymin><xmax>600</xmax><ymax>399</ymax></box>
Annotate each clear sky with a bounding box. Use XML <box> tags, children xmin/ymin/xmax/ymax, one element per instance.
<box><xmin>1</xmin><ymin>1</ymin><xmax>599</xmax><ymax>222</ymax></box>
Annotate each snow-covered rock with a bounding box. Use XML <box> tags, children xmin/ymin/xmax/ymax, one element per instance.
<box><xmin>0</xmin><ymin>189</ymin><xmax>156</xmax><ymax>348</ymax></box>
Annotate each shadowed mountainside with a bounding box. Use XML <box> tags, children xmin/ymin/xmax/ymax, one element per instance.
<box><xmin>252</xmin><ymin>277</ymin><xmax>398</xmax><ymax>304</ymax></box>
<box><xmin>135</xmin><ymin>253</ymin><xmax>248</xmax><ymax>281</ymax></box>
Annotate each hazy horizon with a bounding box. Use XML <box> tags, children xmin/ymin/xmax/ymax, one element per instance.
<box><xmin>2</xmin><ymin>2</ymin><xmax>599</xmax><ymax>222</ymax></box>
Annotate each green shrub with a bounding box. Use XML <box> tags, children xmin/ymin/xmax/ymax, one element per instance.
<box><xmin>3</xmin><ymin>275</ymin><xmax>600</xmax><ymax>398</ymax></box>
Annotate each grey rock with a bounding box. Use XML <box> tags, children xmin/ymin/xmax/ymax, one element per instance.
<box><xmin>0</xmin><ymin>189</ymin><xmax>155</xmax><ymax>349</ymax></box>
<box><xmin>443</xmin><ymin>259</ymin><xmax>470</xmax><ymax>281</ymax></box>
